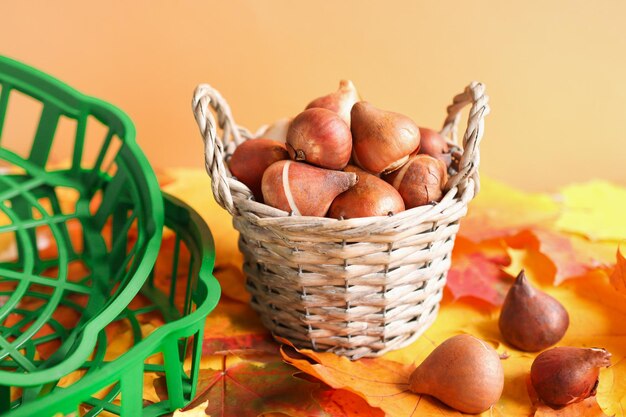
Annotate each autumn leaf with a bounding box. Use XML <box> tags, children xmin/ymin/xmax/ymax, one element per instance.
<box><xmin>149</xmin><ymin>170</ymin><xmax>626</xmax><ymax>416</ymax></box>
<box><xmin>534</xmin><ymin>397</ymin><xmax>610</xmax><ymax>417</ymax></box>
<box><xmin>213</xmin><ymin>263</ymin><xmax>250</xmax><ymax>304</ymax></box>
<box><xmin>555</xmin><ymin>181</ymin><xmax>626</xmax><ymax>241</ymax></box>
<box><xmin>504</xmin><ymin>229</ymin><xmax>586</xmax><ymax>285</ymax></box>
<box><xmin>446</xmin><ymin>237</ymin><xmax>511</xmax><ymax>306</ymax></box>
<box><xmin>280</xmin><ymin>339</ymin><xmax>471</xmax><ymax>417</ymax></box>
<box><xmin>201</xmin><ymin>298</ymin><xmax>275</xmax><ymax>355</ymax></box>
<box><xmin>314</xmin><ymin>389</ymin><xmax>385</xmax><ymax>417</ymax></box>
<box><xmin>180</xmin><ymin>353</ymin><xmax>326</xmax><ymax>417</ymax></box>
<box><xmin>610</xmin><ymin>246</ymin><xmax>626</xmax><ymax>293</ymax></box>
<box><xmin>459</xmin><ymin>176</ymin><xmax>560</xmax><ymax>242</ymax></box>
<box><xmin>597</xmin><ymin>357</ymin><xmax>626</xmax><ymax>415</ymax></box>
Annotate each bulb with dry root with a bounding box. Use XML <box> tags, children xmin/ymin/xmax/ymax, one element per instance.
<box><xmin>228</xmin><ymin>138</ymin><xmax>289</xmax><ymax>202</ymax></box>
<box><xmin>305</xmin><ymin>80</ymin><xmax>360</xmax><ymax>126</ymax></box>
<box><xmin>418</xmin><ymin>127</ymin><xmax>452</xmax><ymax>167</ymax></box>
<box><xmin>531</xmin><ymin>347</ymin><xmax>611</xmax><ymax>407</ymax></box>
<box><xmin>383</xmin><ymin>154</ymin><xmax>447</xmax><ymax>208</ymax></box>
<box><xmin>499</xmin><ymin>270</ymin><xmax>569</xmax><ymax>352</ymax></box>
<box><xmin>328</xmin><ymin>165</ymin><xmax>405</xmax><ymax>219</ymax></box>
<box><xmin>350</xmin><ymin>102</ymin><xmax>420</xmax><ymax>174</ymax></box>
<box><xmin>261</xmin><ymin>160</ymin><xmax>358</xmax><ymax>217</ymax></box>
<box><xmin>409</xmin><ymin>334</ymin><xmax>504</xmax><ymax>414</ymax></box>
<box><xmin>286</xmin><ymin>108</ymin><xmax>352</xmax><ymax>170</ymax></box>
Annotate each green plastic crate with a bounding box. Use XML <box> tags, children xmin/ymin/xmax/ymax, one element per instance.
<box><xmin>7</xmin><ymin>194</ymin><xmax>220</xmax><ymax>417</ymax></box>
<box><xmin>0</xmin><ymin>56</ymin><xmax>219</xmax><ymax>416</ymax></box>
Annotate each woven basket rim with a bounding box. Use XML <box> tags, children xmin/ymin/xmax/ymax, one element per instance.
<box><xmin>230</xmin><ymin>179</ymin><xmax>473</xmax><ymax>229</ymax></box>
<box><xmin>192</xmin><ymin>81</ymin><xmax>489</xmax><ymax>229</ymax></box>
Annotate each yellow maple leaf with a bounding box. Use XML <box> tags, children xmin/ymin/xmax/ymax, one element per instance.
<box><xmin>555</xmin><ymin>181</ymin><xmax>626</xmax><ymax>241</ymax></box>
<box><xmin>597</xmin><ymin>358</ymin><xmax>626</xmax><ymax>415</ymax></box>
<box><xmin>460</xmin><ymin>176</ymin><xmax>560</xmax><ymax>241</ymax></box>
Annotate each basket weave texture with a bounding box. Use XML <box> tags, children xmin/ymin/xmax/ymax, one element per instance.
<box><xmin>192</xmin><ymin>82</ymin><xmax>489</xmax><ymax>359</ymax></box>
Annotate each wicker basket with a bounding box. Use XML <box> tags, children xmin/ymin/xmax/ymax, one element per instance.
<box><xmin>192</xmin><ymin>82</ymin><xmax>489</xmax><ymax>359</ymax></box>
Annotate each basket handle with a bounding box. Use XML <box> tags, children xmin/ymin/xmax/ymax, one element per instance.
<box><xmin>192</xmin><ymin>84</ymin><xmax>252</xmax><ymax>216</ymax></box>
<box><xmin>440</xmin><ymin>81</ymin><xmax>490</xmax><ymax>196</ymax></box>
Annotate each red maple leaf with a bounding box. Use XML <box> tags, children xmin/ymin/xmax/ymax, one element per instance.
<box><xmin>445</xmin><ymin>237</ymin><xmax>511</xmax><ymax>306</ymax></box>
<box><xmin>181</xmin><ymin>354</ymin><xmax>326</xmax><ymax>417</ymax></box>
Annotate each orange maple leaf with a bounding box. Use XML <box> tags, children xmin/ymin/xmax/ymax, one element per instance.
<box><xmin>280</xmin><ymin>339</ymin><xmax>470</xmax><ymax>416</ymax></box>
<box><xmin>610</xmin><ymin>246</ymin><xmax>626</xmax><ymax>294</ymax></box>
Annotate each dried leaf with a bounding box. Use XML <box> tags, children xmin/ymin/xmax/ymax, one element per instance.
<box><xmin>555</xmin><ymin>181</ymin><xmax>626</xmax><ymax>241</ymax></box>
<box><xmin>459</xmin><ymin>177</ymin><xmax>560</xmax><ymax>241</ymax></box>
<box><xmin>446</xmin><ymin>237</ymin><xmax>511</xmax><ymax>306</ymax></box>
<box><xmin>183</xmin><ymin>354</ymin><xmax>326</xmax><ymax>417</ymax></box>
<box><xmin>610</xmin><ymin>246</ymin><xmax>626</xmax><ymax>293</ymax></box>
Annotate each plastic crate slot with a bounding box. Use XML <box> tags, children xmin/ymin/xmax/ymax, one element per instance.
<box><xmin>47</xmin><ymin>115</ymin><xmax>77</xmax><ymax>172</ymax></box>
<box><xmin>0</xmin><ymin>90</ymin><xmax>42</xmax><ymax>160</ymax></box>
<box><xmin>81</xmin><ymin>115</ymin><xmax>109</xmax><ymax>171</ymax></box>
<box><xmin>99</xmin><ymin>135</ymin><xmax>122</xmax><ymax>180</ymax></box>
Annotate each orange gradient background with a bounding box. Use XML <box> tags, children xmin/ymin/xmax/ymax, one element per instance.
<box><xmin>1</xmin><ymin>1</ymin><xmax>624</xmax><ymax>191</ymax></box>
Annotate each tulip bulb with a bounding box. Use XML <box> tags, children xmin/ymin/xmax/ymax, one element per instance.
<box><xmin>498</xmin><ymin>270</ymin><xmax>569</xmax><ymax>352</ymax></box>
<box><xmin>418</xmin><ymin>127</ymin><xmax>452</xmax><ymax>167</ymax></box>
<box><xmin>350</xmin><ymin>102</ymin><xmax>420</xmax><ymax>174</ymax></box>
<box><xmin>306</xmin><ymin>80</ymin><xmax>360</xmax><ymax>126</ymax></box>
<box><xmin>383</xmin><ymin>154</ymin><xmax>447</xmax><ymax>208</ymax></box>
<box><xmin>286</xmin><ymin>108</ymin><xmax>352</xmax><ymax>170</ymax></box>
<box><xmin>256</xmin><ymin>117</ymin><xmax>292</xmax><ymax>142</ymax></box>
<box><xmin>531</xmin><ymin>347</ymin><xmax>611</xmax><ymax>407</ymax></box>
<box><xmin>409</xmin><ymin>334</ymin><xmax>504</xmax><ymax>414</ymax></box>
<box><xmin>261</xmin><ymin>160</ymin><xmax>358</xmax><ymax>217</ymax></box>
<box><xmin>228</xmin><ymin>138</ymin><xmax>289</xmax><ymax>201</ymax></box>
<box><xmin>328</xmin><ymin>165</ymin><xmax>405</xmax><ymax>219</ymax></box>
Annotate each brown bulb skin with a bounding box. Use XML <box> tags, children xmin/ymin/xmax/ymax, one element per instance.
<box><xmin>261</xmin><ymin>160</ymin><xmax>358</xmax><ymax>217</ymax></box>
<box><xmin>350</xmin><ymin>102</ymin><xmax>420</xmax><ymax>174</ymax></box>
<box><xmin>499</xmin><ymin>270</ymin><xmax>569</xmax><ymax>352</ymax></box>
<box><xmin>409</xmin><ymin>334</ymin><xmax>504</xmax><ymax>414</ymax></box>
<box><xmin>418</xmin><ymin>127</ymin><xmax>451</xmax><ymax>167</ymax></box>
<box><xmin>531</xmin><ymin>347</ymin><xmax>611</xmax><ymax>407</ymax></box>
<box><xmin>306</xmin><ymin>80</ymin><xmax>359</xmax><ymax>126</ymax></box>
<box><xmin>383</xmin><ymin>154</ymin><xmax>447</xmax><ymax>208</ymax></box>
<box><xmin>328</xmin><ymin>165</ymin><xmax>405</xmax><ymax>219</ymax></box>
<box><xmin>228</xmin><ymin>138</ymin><xmax>289</xmax><ymax>202</ymax></box>
<box><xmin>286</xmin><ymin>108</ymin><xmax>352</xmax><ymax>170</ymax></box>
